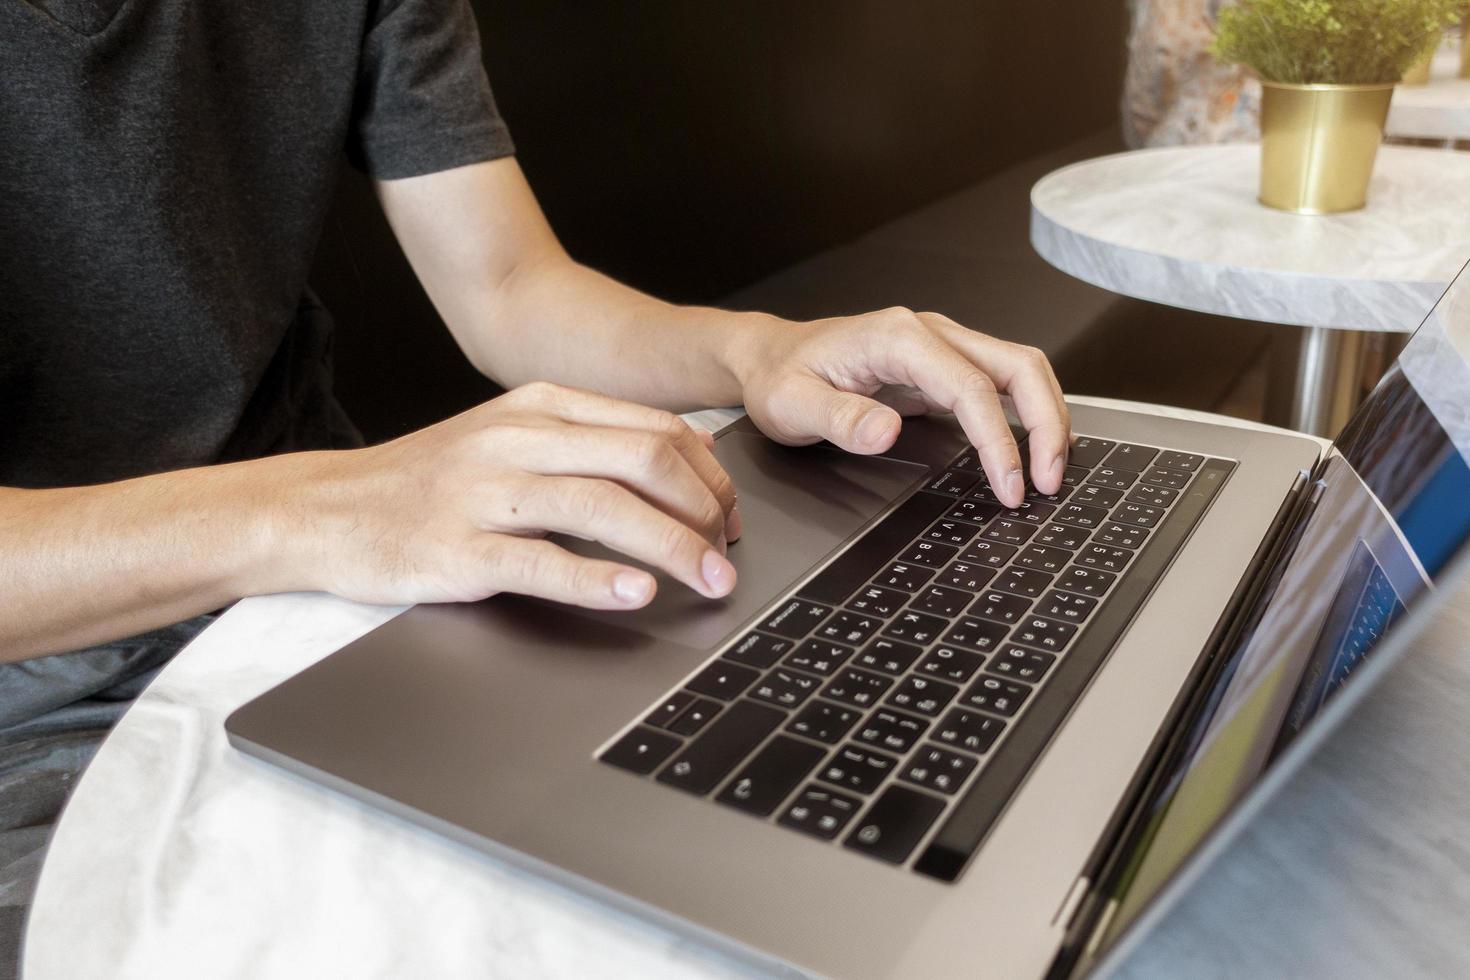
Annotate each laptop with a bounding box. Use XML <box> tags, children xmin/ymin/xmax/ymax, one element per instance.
<box><xmin>226</xmin><ymin>264</ymin><xmax>1470</xmax><ymax>979</ymax></box>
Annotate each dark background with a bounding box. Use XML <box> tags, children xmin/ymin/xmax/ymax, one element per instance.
<box><xmin>312</xmin><ymin>1</ymin><xmax>1268</xmax><ymax>443</ymax></box>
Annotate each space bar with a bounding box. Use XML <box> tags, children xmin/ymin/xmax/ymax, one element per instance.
<box><xmin>912</xmin><ymin>458</ymin><xmax>1234</xmax><ymax>881</ymax></box>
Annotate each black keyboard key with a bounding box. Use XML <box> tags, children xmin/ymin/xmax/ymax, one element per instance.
<box><xmin>1011</xmin><ymin>615</ymin><xmax>1077</xmax><ymax>654</ymax></box>
<box><xmin>1052</xmin><ymin>502</ymin><xmax>1108</xmax><ymax>529</ymax></box>
<box><xmin>924</xmin><ymin>519</ymin><xmax>980</xmax><ymax>547</ymax></box>
<box><xmin>783</xmin><ymin>640</ymin><xmax>853</xmax><ymax>677</ymax></box>
<box><xmin>988</xmin><ymin>645</ymin><xmax>1056</xmax><ymax>683</ymax></box>
<box><xmin>1093</xmin><ymin>522</ymin><xmax>1149</xmax><ymax>550</ymax></box>
<box><xmin>965</xmin><ymin>483</ymin><xmax>1004</xmax><ymax>505</ymax></box>
<box><xmin>1075</xmin><ymin>544</ymin><xmax>1133</xmax><ymax>574</ymax></box>
<box><xmin>1157</xmin><ymin>450</ymin><xmax>1204</xmax><ymax>473</ymax></box>
<box><xmin>970</xmin><ymin>590</ymin><xmax>1031</xmax><ymax>625</ymax></box>
<box><xmin>960</xmin><ymin>539</ymin><xmax>1018</xmax><ymax>568</ymax></box>
<box><xmin>1034</xmin><ymin>523</ymin><xmax>1088</xmax><ymax>550</ymax></box>
<box><xmin>1060</xmin><ymin>465</ymin><xmax>1090</xmax><ymax>487</ymax></box>
<box><xmin>844</xmin><ymin>785</ymin><xmax>946</xmax><ymax>864</ymax></box>
<box><xmin>917</xmin><ymin>645</ymin><xmax>986</xmax><ymax>684</ymax></box>
<box><xmin>935</xmin><ymin>708</ymin><xmax>1006</xmax><ymax>753</ymax></box>
<box><xmin>601</xmin><ymin>726</ymin><xmax>682</xmax><ymax>775</ymax></box>
<box><xmin>1087</xmin><ymin>467</ymin><xmax>1136</xmax><ymax>491</ymax></box>
<box><xmin>657</xmin><ymin>700</ymin><xmax>784</xmax><ymax>795</ymax></box>
<box><xmin>960</xmin><ymin>675</ymin><xmax>1032</xmax><ymax>717</ymax></box>
<box><xmin>1126</xmin><ymin>484</ymin><xmax>1179</xmax><ymax>508</ymax></box>
<box><xmin>688</xmin><ymin>661</ymin><xmax>761</xmax><ymax>700</ymax></box>
<box><xmin>725</xmin><ymin>631</ymin><xmax>795</xmax><ymax>669</ymax></box>
<box><xmin>669</xmin><ymin>696</ymin><xmax>724</xmax><ymax>736</ymax></box>
<box><xmin>1103</xmin><ymin>443</ymin><xmax>1158</xmax><ymax>472</ymax></box>
<box><xmin>645</xmin><ymin>691</ymin><xmax>695</xmax><ymax>729</ymax></box>
<box><xmin>1071</xmin><ymin>484</ymin><xmax>1124</xmax><ymax>509</ymax></box>
<box><xmin>981</xmin><ymin>519</ymin><xmax>1036</xmax><ymax>545</ymax></box>
<box><xmin>899</xmin><ymin>540</ymin><xmax>958</xmax><ymax>568</ymax></box>
<box><xmin>910</xmin><ymin>584</ymin><xmax>972</xmax><ymax>618</ymax></box>
<box><xmin>901</xmin><ymin>744</ymin><xmax>979</xmax><ymax>795</ymax></box>
<box><xmin>854</xmin><ymin>638</ymin><xmax>924</xmax><ymax>675</ymax></box>
<box><xmin>1065</xmin><ymin>436</ymin><xmax>1116</xmax><ymax>469</ymax></box>
<box><xmin>786</xmin><ymin>700</ymin><xmax>862</xmax><ymax>743</ymax></box>
<box><xmin>846</xmin><ymin>584</ymin><xmax>909</xmax><ymax>618</ymax></box>
<box><xmin>950</xmin><ymin>450</ymin><xmax>985</xmax><ymax>472</ymax></box>
<box><xmin>1036</xmin><ymin>589</ymin><xmax>1098</xmax><ymax>624</ymax></box>
<box><xmin>940</xmin><ymin>616</ymin><xmax>1009</xmax><ymax>653</ymax></box>
<box><xmin>1057</xmin><ymin>565</ymin><xmax>1117</xmax><ymax>598</ymax></box>
<box><xmin>1024</xmin><ymin>484</ymin><xmax>1072</xmax><ymax>505</ymax></box>
<box><xmin>750</xmin><ymin>667</ymin><xmax>823</xmax><ymax>709</ymax></box>
<box><xmin>779</xmin><ymin>785</ymin><xmax>863</xmax><ymax>840</ymax></box>
<box><xmin>925</xmin><ymin>469</ymin><xmax>980</xmax><ymax>496</ymax></box>
<box><xmin>814</xmin><ymin>611</ymin><xmax>885</xmax><ymax>646</ymax></box>
<box><xmin>946</xmin><ymin>499</ymin><xmax>1003</xmax><ymax>526</ymax></box>
<box><xmin>716</xmin><ymin>735</ymin><xmax>827</xmax><ymax>816</ymax></box>
<box><xmin>821</xmin><ymin>667</ymin><xmax>893</xmax><ymax>709</ymax></box>
<box><xmin>856</xmin><ymin>708</ymin><xmax>930</xmax><ymax>754</ymax></box>
<box><xmin>820</xmin><ymin>744</ymin><xmax>899</xmax><ymax>794</ymax></box>
<box><xmin>1113</xmin><ymin>502</ymin><xmax>1165</xmax><ymax>528</ymax></box>
<box><xmin>882</xmin><ymin>610</ymin><xmax>948</xmax><ymax>646</ymax></box>
<box><xmin>875</xmin><ymin>561</ymin><xmax>934</xmax><ymax>592</ymax></box>
<box><xmin>886</xmin><ymin>675</ymin><xmax>960</xmax><ymax>716</ymax></box>
<box><xmin>797</xmin><ymin>491</ymin><xmax>950</xmax><ymax>605</ymax></box>
<box><xmin>992</xmin><ymin>566</ymin><xmax>1052</xmax><ymax>599</ymax></box>
<box><xmin>936</xmin><ymin>561</ymin><xmax>996</xmax><ymax>592</ymax></box>
<box><xmin>1014</xmin><ymin>545</ymin><xmax>1070</xmax><ymax>575</ymax></box>
<box><xmin>1001</xmin><ymin>501</ymin><xmax>1055</xmax><ymax>526</ymax></box>
<box><xmin>760</xmin><ymin>599</ymin><xmax>833</xmax><ymax>639</ymax></box>
<box><xmin>1139</xmin><ymin>467</ymin><xmax>1189</xmax><ymax>491</ymax></box>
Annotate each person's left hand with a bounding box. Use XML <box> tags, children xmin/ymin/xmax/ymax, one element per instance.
<box><xmin>733</xmin><ymin>308</ymin><xmax>1070</xmax><ymax>509</ymax></box>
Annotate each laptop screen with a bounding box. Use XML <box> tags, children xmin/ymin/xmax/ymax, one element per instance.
<box><xmin>1097</xmin><ymin>263</ymin><xmax>1470</xmax><ymax>950</ymax></box>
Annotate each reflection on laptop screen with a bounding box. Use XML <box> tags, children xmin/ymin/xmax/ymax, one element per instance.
<box><xmin>1100</xmin><ymin>264</ymin><xmax>1470</xmax><ymax>947</ymax></box>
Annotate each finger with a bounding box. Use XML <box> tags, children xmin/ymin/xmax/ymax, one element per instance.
<box><xmin>513</xmin><ymin>383</ymin><xmax>740</xmax><ymax>538</ymax></box>
<box><xmin>857</xmin><ymin>325</ymin><xmax>1026</xmax><ymax>507</ymax></box>
<box><xmin>513</xmin><ymin>424</ymin><xmax>730</xmax><ymax>551</ymax></box>
<box><xmin>499</xmin><ymin>476</ymin><xmax>737</xmax><ymax>599</ymax></box>
<box><xmin>920</xmin><ymin>316</ymin><xmax>1071</xmax><ymax>494</ymax></box>
<box><xmin>763</xmin><ymin>375</ymin><xmax>902</xmax><ymax>455</ymax></box>
<box><xmin>477</xmin><ymin>536</ymin><xmax>658</xmax><ymax>609</ymax></box>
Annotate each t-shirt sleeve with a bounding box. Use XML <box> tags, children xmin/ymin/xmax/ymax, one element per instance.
<box><xmin>346</xmin><ymin>0</ymin><xmax>515</xmax><ymax>179</ymax></box>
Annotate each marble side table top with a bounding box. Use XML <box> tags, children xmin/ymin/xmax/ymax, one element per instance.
<box><xmin>41</xmin><ymin>402</ymin><xmax>1470</xmax><ymax>980</ymax></box>
<box><xmin>1030</xmin><ymin>144</ymin><xmax>1470</xmax><ymax>332</ymax></box>
<box><xmin>1388</xmin><ymin>46</ymin><xmax>1470</xmax><ymax>142</ymax></box>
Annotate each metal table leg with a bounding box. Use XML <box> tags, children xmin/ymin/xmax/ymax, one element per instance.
<box><xmin>1289</xmin><ymin>326</ymin><xmax>1367</xmax><ymax>437</ymax></box>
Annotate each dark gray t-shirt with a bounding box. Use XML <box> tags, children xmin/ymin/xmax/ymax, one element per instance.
<box><xmin>1</xmin><ymin>0</ymin><xmax>514</xmax><ymax>489</ymax></box>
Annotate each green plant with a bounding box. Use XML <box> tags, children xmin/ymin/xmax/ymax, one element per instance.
<box><xmin>1212</xmin><ymin>0</ymin><xmax>1461</xmax><ymax>83</ymax></box>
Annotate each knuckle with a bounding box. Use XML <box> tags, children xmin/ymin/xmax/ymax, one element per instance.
<box><xmin>657</xmin><ymin>519</ymin><xmax>703</xmax><ymax>565</ymax></box>
<box><xmin>629</xmin><ymin>432</ymin><xmax>675</xmax><ymax>474</ymax></box>
<box><xmin>560</xmin><ymin>478</ymin><xmax>617</xmax><ymax>526</ymax></box>
<box><xmin>649</xmin><ymin>409</ymin><xmax>687</xmax><ymax>440</ymax></box>
<box><xmin>695</xmin><ymin>497</ymin><xmax>725</xmax><ymax>537</ymax></box>
<box><xmin>960</xmin><ymin>370</ymin><xmax>999</xmax><ymax>399</ymax></box>
<box><xmin>566</xmin><ymin>559</ymin><xmax>609</xmax><ymax>598</ymax></box>
<box><xmin>490</xmin><ymin>540</ymin><xmax>552</xmax><ymax>589</ymax></box>
<box><xmin>1013</xmin><ymin>343</ymin><xmax>1049</xmax><ymax>369</ymax></box>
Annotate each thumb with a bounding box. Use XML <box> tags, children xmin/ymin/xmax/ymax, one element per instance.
<box><xmin>772</xmin><ymin>377</ymin><xmax>902</xmax><ymax>455</ymax></box>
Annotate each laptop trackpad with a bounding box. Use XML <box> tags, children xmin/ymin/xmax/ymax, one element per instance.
<box><xmin>553</xmin><ymin>432</ymin><xmax>927</xmax><ymax>650</ymax></box>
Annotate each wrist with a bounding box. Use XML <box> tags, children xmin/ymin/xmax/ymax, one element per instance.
<box><xmin>714</xmin><ymin>310</ymin><xmax>801</xmax><ymax>403</ymax></box>
<box><xmin>225</xmin><ymin>449</ymin><xmax>349</xmax><ymax>598</ymax></box>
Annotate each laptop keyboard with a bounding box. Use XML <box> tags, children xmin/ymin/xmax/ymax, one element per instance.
<box><xmin>598</xmin><ymin>436</ymin><xmax>1234</xmax><ymax>881</ymax></box>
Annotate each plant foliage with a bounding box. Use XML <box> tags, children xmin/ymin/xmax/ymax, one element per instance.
<box><xmin>1212</xmin><ymin>0</ymin><xmax>1461</xmax><ymax>83</ymax></box>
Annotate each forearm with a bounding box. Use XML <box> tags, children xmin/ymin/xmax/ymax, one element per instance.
<box><xmin>0</xmin><ymin>456</ymin><xmax>317</xmax><ymax>661</ymax></box>
<box><xmin>477</xmin><ymin>255</ymin><xmax>780</xmax><ymax>411</ymax></box>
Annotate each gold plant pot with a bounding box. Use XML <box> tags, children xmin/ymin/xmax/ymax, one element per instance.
<box><xmin>1258</xmin><ymin>82</ymin><xmax>1395</xmax><ymax>215</ymax></box>
<box><xmin>1402</xmin><ymin>47</ymin><xmax>1434</xmax><ymax>85</ymax></box>
<box><xmin>1461</xmin><ymin>34</ymin><xmax>1470</xmax><ymax>79</ymax></box>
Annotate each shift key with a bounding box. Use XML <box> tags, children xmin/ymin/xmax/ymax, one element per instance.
<box><xmin>657</xmin><ymin>700</ymin><xmax>785</xmax><ymax>796</ymax></box>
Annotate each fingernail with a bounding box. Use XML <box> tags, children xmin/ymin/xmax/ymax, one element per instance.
<box><xmin>702</xmin><ymin>550</ymin><xmax>737</xmax><ymax>596</ymax></box>
<box><xmin>855</xmin><ymin>409</ymin><xmax>894</xmax><ymax>448</ymax></box>
<box><xmin>1006</xmin><ymin>468</ymin><xmax>1025</xmax><ymax>504</ymax></box>
<box><xmin>726</xmin><ymin>506</ymin><xmax>743</xmax><ymax>541</ymax></box>
<box><xmin>613</xmin><ymin>571</ymin><xmax>653</xmax><ymax>605</ymax></box>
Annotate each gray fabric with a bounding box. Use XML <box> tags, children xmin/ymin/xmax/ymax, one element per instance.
<box><xmin>0</xmin><ymin>0</ymin><xmax>514</xmax><ymax>490</ymax></box>
<box><xmin>0</xmin><ymin>614</ymin><xmax>216</xmax><ymax>980</ymax></box>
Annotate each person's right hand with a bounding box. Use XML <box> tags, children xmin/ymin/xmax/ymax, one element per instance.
<box><xmin>291</xmin><ymin>382</ymin><xmax>740</xmax><ymax>610</ymax></box>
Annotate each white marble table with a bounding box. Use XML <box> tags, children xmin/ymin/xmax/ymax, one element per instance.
<box><xmin>29</xmin><ymin>400</ymin><xmax>1470</xmax><ymax>980</ymax></box>
<box><xmin>1388</xmin><ymin>45</ymin><xmax>1470</xmax><ymax>143</ymax></box>
<box><xmin>1030</xmin><ymin>144</ymin><xmax>1470</xmax><ymax>436</ymax></box>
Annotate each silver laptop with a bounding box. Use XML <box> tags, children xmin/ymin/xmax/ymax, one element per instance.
<box><xmin>226</xmin><ymin>264</ymin><xmax>1470</xmax><ymax>979</ymax></box>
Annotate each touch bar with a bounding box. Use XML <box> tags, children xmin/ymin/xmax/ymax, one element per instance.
<box><xmin>912</xmin><ymin>458</ymin><xmax>1235</xmax><ymax>881</ymax></box>
<box><xmin>796</xmin><ymin>490</ymin><xmax>950</xmax><ymax>606</ymax></box>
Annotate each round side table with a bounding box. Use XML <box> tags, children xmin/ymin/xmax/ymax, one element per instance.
<box><xmin>1030</xmin><ymin>143</ymin><xmax>1470</xmax><ymax>436</ymax></box>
